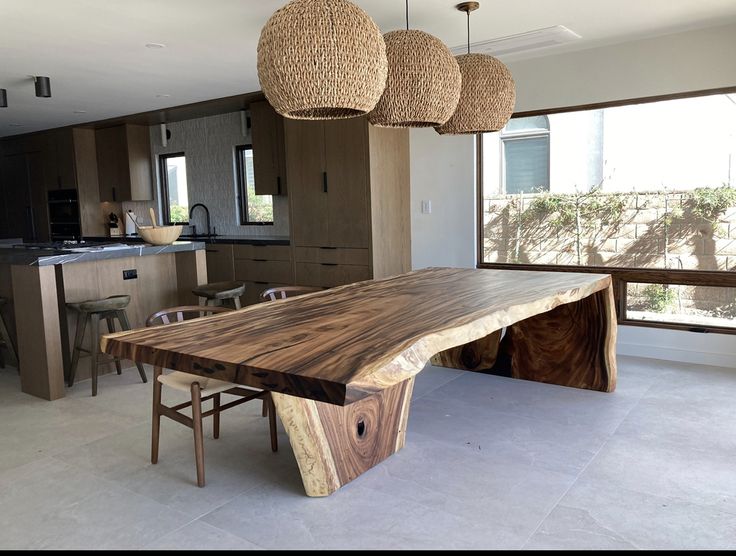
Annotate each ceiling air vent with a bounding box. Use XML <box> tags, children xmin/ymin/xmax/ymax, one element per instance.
<box><xmin>451</xmin><ymin>25</ymin><xmax>581</xmax><ymax>58</ymax></box>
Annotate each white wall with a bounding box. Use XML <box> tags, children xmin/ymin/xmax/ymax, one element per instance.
<box><xmin>410</xmin><ymin>129</ymin><xmax>476</xmax><ymax>269</ymax></box>
<box><xmin>409</xmin><ymin>22</ymin><xmax>736</xmax><ymax>367</ymax></box>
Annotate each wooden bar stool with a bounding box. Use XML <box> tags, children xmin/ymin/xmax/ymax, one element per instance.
<box><xmin>0</xmin><ymin>297</ymin><xmax>18</xmax><ymax>369</ymax></box>
<box><xmin>67</xmin><ymin>294</ymin><xmax>148</xmax><ymax>396</ymax></box>
<box><xmin>146</xmin><ymin>305</ymin><xmax>278</xmax><ymax>488</ymax></box>
<box><xmin>192</xmin><ymin>281</ymin><xmax>246</xmax><ymax>309</ymax></box>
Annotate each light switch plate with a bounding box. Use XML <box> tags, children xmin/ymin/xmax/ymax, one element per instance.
<box><xmin>421</xmin><ymin>200</ymin><xmax>432</xmax><ymax>214</ymax></box>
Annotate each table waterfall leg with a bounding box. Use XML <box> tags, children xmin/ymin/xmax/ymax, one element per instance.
<box><xmin>432</xmin><ymin>285</ymin><xmax>617</xmax><ymax>393</ymax></box>
<box><xmin>431</xmin><ymin>329</ymin><xmax>502</xmax><ymax>371</ymax></box>
<box><xmin>271</xmin><ymin>377</ymin><xmax>415</xmax><ymax>497</ymax></box>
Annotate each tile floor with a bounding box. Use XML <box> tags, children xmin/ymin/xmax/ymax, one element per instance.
<box><xmin>1</xmin><ymin>355</ymin><xmax>735</xmax><ymax>549</ymax></box>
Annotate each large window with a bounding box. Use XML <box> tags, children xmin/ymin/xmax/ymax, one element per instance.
<box><xmin>236</xmin><ymin>145</ymin><xmax>273</xmax><ymax>225</ymax></box>
<box><xmin>479</xmin><ymin>88</ymin><xmax>736</xmax><ymax>332</ymax></box>
<box><xmin>159</xmin><ymin>153</ymin><xmax>189</xmax><ymax>224</ymax></box>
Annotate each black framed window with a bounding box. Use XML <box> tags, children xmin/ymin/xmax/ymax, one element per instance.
<box><xmin>159</xmin><ymin>153</ymin><xmax>189</xmax><ymax>224</ymax></box>
<box><xmin>477</xmin><ymin>87</ymin><xmax>736</xmax><ymax>334</ymax></box>
<box><xmin>236</xmin><ymin>145</ymin><xmax>273</xmax><ymax>225</ymax></box>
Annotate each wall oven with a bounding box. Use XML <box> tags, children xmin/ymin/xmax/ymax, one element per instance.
<box><xmin>48</xmin><ymin>189</ymin><xmax>81</xmax><ymax>240</ymax></box>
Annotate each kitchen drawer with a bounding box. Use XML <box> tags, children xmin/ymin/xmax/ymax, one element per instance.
<box><xmin>295</xmin><ymin>263</ymin><xmax>371</xmax><ymax>288</ymax></box>
<box><xmin>234</xmin><ymin>259</ymin><xmax>294</xmax><ymax>284</ymax></box>
<box><xmin>232</xmin><ymin>243</ymin><xmax>292</xmax><ymax>261</ymax></box>
<box><xmin>205</xmin><ymin>244</ymin><xmax>235</xmax><ymax>283</ymax></box>
<box><xmin>294</xmin><ymin>246</ymin><xmax>369</xmax><ymax>266</ymax></box>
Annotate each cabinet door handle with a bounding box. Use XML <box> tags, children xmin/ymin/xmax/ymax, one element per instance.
<box><xmin>205</xmin><ymin>249</ymin><xmax>219</xmax><ymax>253</ymax></box>
<box><xmin>321</xmin><ymin>263</ymin><xmax>338</xmax><ymax>267</ymax></box>
<box><xmin>253</xmin><ymin>258</ymin><xmax>268</xmax><ymax>262</ymax></box>
<box><xmin>112</xmin><ymin>186</ymin><xmax>117</xmax><ymax>202</ymax></box>
<box><xmin>322</xmin><ymin>172</ymin><xmax>328</xmax><ymax>193</ymax></box>
<box><xmin>254</xmin><ymin>281</ymin><xmax>268</xmax><ymax>285</ymax></box>
<box><xmin>319</xmin><ymin>246</ymin><xmax>337</xmax><ymax>250</ymax></box>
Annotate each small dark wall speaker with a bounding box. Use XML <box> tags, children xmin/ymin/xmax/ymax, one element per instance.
<box><xmin>0</xmin><ymin>89</ymin><xmax>7</xmax><ymax>107</ymax></box>
<box><xmin>34</xmin><ymin>76</ymin><xmax>51</xmax><ymax>98</ymax></box>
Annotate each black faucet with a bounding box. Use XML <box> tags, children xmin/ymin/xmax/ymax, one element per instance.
<box><xmin>189</xmin><ymin>203</ymin><xmax>212</xmax><ymax>237</ymax></box>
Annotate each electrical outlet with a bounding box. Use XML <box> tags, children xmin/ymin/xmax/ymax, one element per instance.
<box><xmin>123</xmin><ymin>269</ymin><xmax>138</xmax><ymax>280</ymax></box>
<box><xmin>421</xmin><ymin>200</ymin><xmax>432</xmax><ymax>214</ymax></box>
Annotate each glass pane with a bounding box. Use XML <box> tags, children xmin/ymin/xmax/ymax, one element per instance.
<box><xmin>242</xmin><ymin>148</ymin><xmax>273</xmax><ymax>223</ymax></box>
<box><xmin>504</xmin><ymin>115</ymin><xmax>549</xmax><ymax>133</ymax></box>
<box><xmin>164</xmin><ymin>155</ymin><xmax>188</xmax><ymax>223</ymax></box>
<box><xmin>481</xmin><ymin>92</ymin><xmax>736</xmax><ymax>268</ymax></box>
<box><xmin>626</xmin><ymin>282</ymin><xmax>736</xmax><ymax>329</ymax></box>
<box><xmin>504</xmin><ymin>137</ymin><xmax>550</xmax><ymax>194</ymax></box>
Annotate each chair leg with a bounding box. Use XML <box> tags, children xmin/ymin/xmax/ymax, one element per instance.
<box><xmin>89</xmin><ymin>313</ymin><xmax>100</xmax><ymax>397</ymax></box>
<box><xmin>116</xmin><ymin>310</ymin><xmax>147</xmax><ymax>384</ymax></box>
<box><xmin>151</xmin><ymin>366</ymin><xmax>163</xmax><ymax>465</ymax></box>
<box><xmin>266</xmin><ymin>393</ymin><xmax>278</xmax><ymax>453</ymax></box>
<box><xmin>105</xmin><ymin>316</ymin><xmax>122</xmax><ymax>375</ymax></box>
<box><xmin>213</xmin><ymin>393</ymin><xmax>221</xmax><ymax>440</ymax></box>
<box><xmin>261</xmin><ymin>398</ymin><xmax>268</xmax><ymax>417</ymax></box>
<box><xmin>67</xmin><ymin>311</ymin><xmax>88</xmax><ymax>387</ymax></box>
<box><xmin>191</xmin><ymin>382</ymin><xmax>205</xmax><ymax>487</ymax></box>
<box><xmin>233</xmin><ymin>296</ymin><xmax>242</xmax><ymax>310</ymax></box>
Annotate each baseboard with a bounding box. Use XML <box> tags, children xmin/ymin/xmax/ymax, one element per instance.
<box><xmin>616</xmin><ymin>325</ymin><xmax>736</xmax><ymax>369</ymax></box>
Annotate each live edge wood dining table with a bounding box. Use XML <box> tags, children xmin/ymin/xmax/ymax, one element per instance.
<box><xmin>101</xmin><ymin>267</ymin><xmax>617</xmax><ymax>497</ymax></box>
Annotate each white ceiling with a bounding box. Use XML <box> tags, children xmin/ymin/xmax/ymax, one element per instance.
<box><xmin>1</xmin><ymin>0</ymin><xmax>735</xmax><ymax>137</ymax></box>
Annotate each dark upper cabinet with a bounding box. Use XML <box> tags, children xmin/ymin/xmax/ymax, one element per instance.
<box><xmin>96</xmin><ymin>124</ymin><xmax>153</xmax><ymax>202</ymax></box>
<box><xmin>250</xmin><ymin>101</ymin><xmax>287</xmax><ymax>196</ymax></box>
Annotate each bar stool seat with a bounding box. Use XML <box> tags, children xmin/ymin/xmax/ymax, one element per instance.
<box><xmin>68</xmin><ymin>294</ymin><xmax>132</xmax><ymax>313</ymax></box>
<box><xmin>192</xmin><ymin>281</ymin><xmax>245</xmax><ymax>309</ymax></box>
<box><xmin>67</xmin><ymin>294</ymin><xmax>147</xmax><ymax>396</ymax></box>
<box><xmin>0</xmin><ymin>297</ymin><xmax>18</xmax><ymax>370</ymax></box>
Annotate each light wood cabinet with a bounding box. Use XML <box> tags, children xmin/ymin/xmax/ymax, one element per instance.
<box><xmin>250</xmin><ymin>101</ymin><xmax>287</xmax><ymax>196</ymax></box>
<box><xmin>205</xmin><ymin>244</ymin><xmax>235</xmax><ymax>283</ymax></box>
<box><xmin>96</xmin><ymin>124</ymin><xmax>153</xmax><ymax>202</ymax></box>
<box><xmin>284</xmin><ymin>116</ymin><xmax>410</xmax><ymax>287</ymax></box>
<box><xmin>285</xmin><ymin>119</ymin><xmax>329</xmax><ymax>248</ymax></box>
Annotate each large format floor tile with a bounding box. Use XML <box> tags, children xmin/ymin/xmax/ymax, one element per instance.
<box><xmin>1</xmin><ymin>356</ymin><xmax>735</xmax><ymax>549</ymax></box>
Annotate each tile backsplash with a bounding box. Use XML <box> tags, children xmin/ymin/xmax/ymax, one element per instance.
<box><xmin>148</xmin><ymin>111</ymin><xmax>290</xmax><ymax>237</ymax></box>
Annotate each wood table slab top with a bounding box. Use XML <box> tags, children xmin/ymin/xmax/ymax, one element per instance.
<box><xmin>101</xmin><ymin>267</ymin><xmax>612</xmax><ymax>406</ymax></box>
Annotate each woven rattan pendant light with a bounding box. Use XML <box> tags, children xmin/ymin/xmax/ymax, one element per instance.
<box><xmin>368</xmin><ymin>1</ymin><xmax>461</xmax><ymax>128</ymax></box>
<box><xmin>435</xmin><ymin>2</ymin><xmax>516</xmax><ymax>135</ymax></box>
<box><xmin>257</xmin><ymin>0</ymin><xmax>388</xmax><ymax>120</ymax></box>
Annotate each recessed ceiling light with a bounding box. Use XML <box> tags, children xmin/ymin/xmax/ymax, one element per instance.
<box><xmin>145</xmin><ymin>43</ymin><xmax>166</xmax><ymax>49</ymax></box>
<box><xmin>156</xmin><ymin>94</ymin><xmax>171</xmax><ymax>98</ymax></box>
<box><xmin>73</xmin><ymin>110</ymin><xmax>87</xmax><ymax>114</ymax></box>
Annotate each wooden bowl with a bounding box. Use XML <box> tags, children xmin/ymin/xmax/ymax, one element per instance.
<box><xmin>137</xmin><ymin>225</ymin><xmax>182</xmax><ymax>245</ymax></box>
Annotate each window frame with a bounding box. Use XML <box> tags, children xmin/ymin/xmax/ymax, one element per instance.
<box><xmin>476</xmin><ymin>85</ymin><xmax>736</xmax><ymax>335</ymax></box>
<box><xmin>158</xmin><ymin>152</ymin><xmax>188</xmax><ymax>225</ymax></box>
<box><xmin>235</xmin><ymin>144</ymin><xmax>274</xmax><ymax>226</ymax></box>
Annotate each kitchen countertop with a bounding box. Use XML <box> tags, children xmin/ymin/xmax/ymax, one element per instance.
<box><xmin>84</xmin><ymin>235</ymin><xmax>290</xmax><ymax>246</ymax></box>
<box><xmin>0</xmin><ymin>240</ymin><xmax>206</xmax><ymax>266</ymax></box>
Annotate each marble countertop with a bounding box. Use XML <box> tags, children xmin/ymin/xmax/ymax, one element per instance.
<box><xmin>84</xmin><ymin>235</ymin><xmax>290</xmax><ymax>246</ymax></box>
<box><xmin>0</xmin><ymin>240</ymin><xmax>206</xmax><ymax>266</ymax></box>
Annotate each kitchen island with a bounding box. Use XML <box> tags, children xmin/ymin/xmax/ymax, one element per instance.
<box><xmin>0</xmin><ymin>240</ymin><xmax>207</xmax><ymax>400</ymax></box>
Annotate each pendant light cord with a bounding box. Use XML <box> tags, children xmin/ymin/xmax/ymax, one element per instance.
<box><xmin>466</xmin><ymin>10</ymin><xmax>471</xmax><ymax>54</ymax></box>
<box><xmin>405</xmin><ymin>0</ymin><xmax>409</xmax><ymax>30</ymax></box>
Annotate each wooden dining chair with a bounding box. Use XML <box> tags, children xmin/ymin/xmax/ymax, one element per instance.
<box><xmin>260</xmin><ymin>285</ymin><xmax>322</xmax><ymax>302</ymax></box>
<box><xmin>145</xmin><ymin>305</ymin><xmax>278</xmax><ymax>487</ymax></box>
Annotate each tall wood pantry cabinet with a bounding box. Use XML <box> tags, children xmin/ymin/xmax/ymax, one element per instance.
<box><xmin>284</xmin><ymin>116</ymin><xmax>411</xmax><ymax>287</ymax></box>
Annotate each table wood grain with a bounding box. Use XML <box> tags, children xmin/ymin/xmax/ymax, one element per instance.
<box><xmin>102</xmin><ymin>267</ymin><xmax>614</xmax><ymax>406</ymax></box>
